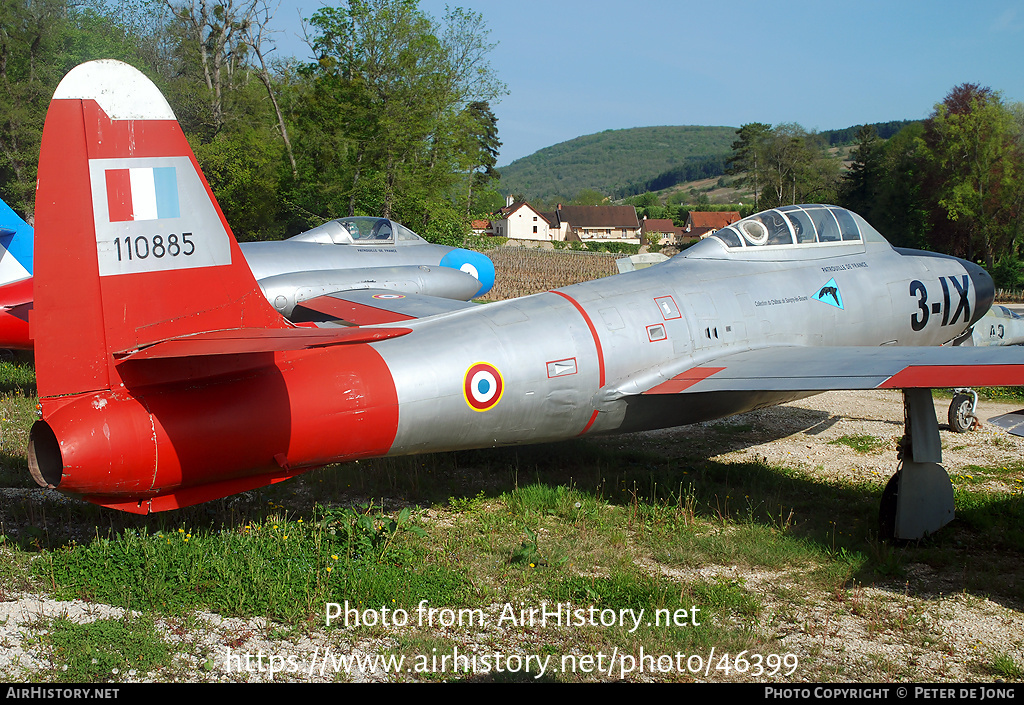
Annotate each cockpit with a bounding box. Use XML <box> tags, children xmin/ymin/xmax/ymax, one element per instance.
<box><xmin>710</xmin><ymin>205</ymin><xmax>886</xmax><ymax>249</ymax></box>
<box><xmin>288</xmin><ymin>216</ymin><xmax>426</xmax><ymax>246</ymax></box>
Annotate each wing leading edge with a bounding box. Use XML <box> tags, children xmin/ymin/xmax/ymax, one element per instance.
<box><xmin>625</xmin><ymin>345</ymin><xmax>1024</xmax><ymax>397</ymax></box>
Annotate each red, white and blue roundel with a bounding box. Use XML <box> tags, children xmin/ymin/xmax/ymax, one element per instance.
<box><xmin>463</xmin><ymin>362</ymin><xmax>503</xmax><ymax>412</ymax></box>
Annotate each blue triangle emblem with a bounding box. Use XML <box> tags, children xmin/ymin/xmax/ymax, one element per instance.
<box><xmin>813</xmin><ymin>278</ymin><xmax>844</xmax><ymax>309</ymax></box>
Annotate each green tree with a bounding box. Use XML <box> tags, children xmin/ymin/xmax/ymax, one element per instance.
<box><xmin>191</xmin><ymin>126</ymin><xmax>285</xmax><ymax>240</ymax></box>
<box><xmin>925</xmin><ymin>83</ymin><xmax>1024</xmax><ymax>269</ymax></box>
<box><xmin>164</xmin><ymin>0</ymin><xmax>258</xmax><ymax>137</ymax></box>
<box><xmin>628</xmin><ymin>191</ymin><xmax>660</xmax><ymax>208</ymax></box>
<box><xmin>726</xmin><ymin>122</ymin><xmax>771</xmax><ymax>210</ymax></box>
<box><xmin>750</xmin><ymin>124</ymin><xmax>838</xmax><ymax>209</ymax></box>
<box><xmin>841</xmin><ymin>124</ymin><xmax>881</xmax><ymax>216</ymax></box>
<box><xmin>570</xmin><ymin>188</ymin><xmax>605</xmax><ymax>206</ymax></box>
<box><xmin>0</xmin><ymin>0</ymin><xmax>148</xmax><ymax>215</ymax></box>
<box><xmin>461</xmin><ymin>100</ymin><xmax>501</xmax><ymax>214</ymax></box>
<box><xmin>871</xmin><ymin>122</ymin><xmax>930</xmax><ymax>249</ymax></box>
<box><xmin>299</xmin><ymin>0</ymin><xmax>505</xmax><ymax>236</ymax></box>
<box><xmin>162</xmin><ymin>0</ymin><xmax>293</xmax><ymax>239</ymax></box>
<box><xmin>469</xmin><ymin>187</ymin><xmax>505</xmax><ymax>217</ymax></box>
<box><xmin>243</xmin><ymin>0</ymin><xmax>297</xmax><ymax>178</ymax></box>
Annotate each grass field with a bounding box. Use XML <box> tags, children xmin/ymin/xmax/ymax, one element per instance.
<box><xmin>2</xmin><ymin>359</ymin><xmax>1023</xmax><ymax>683</ymax></box>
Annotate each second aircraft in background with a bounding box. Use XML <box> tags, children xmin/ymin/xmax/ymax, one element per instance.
<box><xmin>0</xmin><ymin>204</ymin><xmax>494</xmax><ymax>350</ymax></box>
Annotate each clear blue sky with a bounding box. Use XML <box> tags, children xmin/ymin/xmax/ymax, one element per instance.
<box><xmin>273</xmin><ymin>1</ymin><xmax>1024</xmax><ymax>166</ymax></box>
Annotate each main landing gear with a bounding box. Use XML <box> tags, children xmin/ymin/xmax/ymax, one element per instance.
<box><xmin>879</xmin><ymin>389</ymin><xmax>955</xmax><ymax>541</ymax></box>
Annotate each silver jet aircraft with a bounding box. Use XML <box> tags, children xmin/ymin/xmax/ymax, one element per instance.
<box><xmin>240</xmin><ymin>216</ymin><xmax>495</xmax><ymax>319</ymax></box>
<box><xmin>27</xmin><ymin>60</ymin><xmax>1024</xmax><ymax>543</ymax></box>
<box><xmin>338</xmin><ymin>205</ymin><xmax>1022</xmax><ymax>540</ymax></box>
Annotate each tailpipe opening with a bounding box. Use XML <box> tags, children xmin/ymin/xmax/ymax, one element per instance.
<box><xmin>28</xmin><ymin>420</ymin><xmax>63</xmax><ymax>489</ymax></box>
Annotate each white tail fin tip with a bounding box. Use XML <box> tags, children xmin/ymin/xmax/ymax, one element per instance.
<box><xmin>53</xmin><ymin>59</ymin><xmax>175</xmax><ymax>121</ymax></box>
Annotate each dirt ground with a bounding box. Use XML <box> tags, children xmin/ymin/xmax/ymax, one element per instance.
<box><xmin>655</xmin><ymin>389</ymin><xmax>1024</xmax><ymax>491</ymax></box>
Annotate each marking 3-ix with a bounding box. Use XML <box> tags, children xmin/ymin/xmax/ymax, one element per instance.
<box><xmin>909</xmin><ymin>276</ymin><xmax>970</xmax><ymax>332</ymax></box>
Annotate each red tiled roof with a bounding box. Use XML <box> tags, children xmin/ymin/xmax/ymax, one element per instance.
<box><xmin>688</xmin><ymin>211</ymin><xmax>741</xmax><ymax>229</ymax></box>
<box><xmin>557</xmin><ymin>205</ymin><xmax>639</xmax><ymax>228</ymax></box>
<box><xmin>642</xmin><ymin>219</ymin><xmax>681</xmax><ymax>233</ymax></box>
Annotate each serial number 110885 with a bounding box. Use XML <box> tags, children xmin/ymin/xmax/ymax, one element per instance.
<box><xmin>114</xmin><ymin>233</ymin><xmax>196</xmax><ymax>261</ymax></box>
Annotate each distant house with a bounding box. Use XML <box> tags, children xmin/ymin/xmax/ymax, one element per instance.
<box><xmin>685</xmin><ymin>211</ymin><xmax>741</xmax><ymax>240</ymax></box>
<box><xmin>641</xmin><ymin>217</ymin><xmax>688</xmax><ymax>246</ymax></box>
<box><xmin>470</xmin><ymin>219</ymin><xmax>491</xmax><ymax>235</ymax></box>
<box><xmin>488</xmin><ymin>200</ymin><xmax>568</xmax><ymax>241</ymax></box>
<box><xmin>555</xmin><ymin>204</ymin><xmax>641</xmax><ymax>244</ymax></box>
<box><xmin>486</xmin><ymin>199</ymin><xmax>643</xmax><ymax>244</ymax></box>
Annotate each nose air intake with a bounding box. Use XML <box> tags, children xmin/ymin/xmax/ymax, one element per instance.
<box><xmin>440</xmin><ymin>249</ymin><xmax>495</xmax><ymax>297</ymax></box>
<box><xmin>962</xmin><ymin>259</ymin><xmax>994</xmax><ymax>326</ymax></box>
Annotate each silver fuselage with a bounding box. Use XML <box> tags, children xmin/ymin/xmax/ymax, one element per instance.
<box><xmin>364</xmin><ymin>227</ymin><xmax>991</xmax><ymax>455</ymax></box>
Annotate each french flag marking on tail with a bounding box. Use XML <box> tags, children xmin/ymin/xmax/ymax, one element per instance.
<box><xmin>105</xmin><ymin>166</ymin><xmax>180</xmax><ymax>222</ymax></box>
<box><xmin>89</xmin><ymin>157</ymin><xmax>233</xmax><ymax>277</ymax></box>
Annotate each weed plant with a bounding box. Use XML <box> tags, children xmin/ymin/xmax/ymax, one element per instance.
<box><xmin>828</xmin><ymin>434</ymin><xmax>886</xmax><ymax>453</ymax></box>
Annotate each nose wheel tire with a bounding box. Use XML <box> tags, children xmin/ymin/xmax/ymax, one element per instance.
<box><xmin>948</xmin><ymin>393</ymin><xmax>975</xmax><ymax>433</ymax></box>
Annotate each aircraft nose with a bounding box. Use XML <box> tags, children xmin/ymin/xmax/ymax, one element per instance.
<box><xmin>440</xmin><ymin>249</ymin><xmax>496</xmax><ymax>297</ymax></box>
<box><xmin>962</xmin><ymin>258</ymin><xmax>994</xmax><ymax>326</ymax></box>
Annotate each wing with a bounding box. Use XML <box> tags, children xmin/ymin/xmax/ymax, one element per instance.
<box><xmin>294</xmin><ymin>288</ymin><xmax>477</xmax><ymax>325</ymax></box>
<box><xmin>600</xmin><ymin>345</ymin><xmax>1024</xmax><ymax>435</ymax></box>
<box><xmin>988</xmin><ymin>410</ymin><xmax>1024</xmax><ymax>437</ymax></box>
<box><xmin>616</xmin><ymin>345</ymin><xmax>1024</xmax><ymax>397</ymax></box>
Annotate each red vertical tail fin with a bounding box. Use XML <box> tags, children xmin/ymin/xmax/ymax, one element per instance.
<box><xmin>33</xmin><ymin>60</ymin><xmax>287</xmax><ymax>399</ymax></box>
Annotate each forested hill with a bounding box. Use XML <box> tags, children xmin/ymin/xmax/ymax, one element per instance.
<box><xmin>498</xmin><ymin>126</ymin><xmax>737</xmax><ymax>202</ymax></box>
<box><xmin>822</xmin><ymin>120</ymin><xmax>918</xmax><ymax>146</ymax></box>
<box><xmin>498</xmin><ymin>121</ymin><xmax>921</xmax><ymax>203</ymax></box>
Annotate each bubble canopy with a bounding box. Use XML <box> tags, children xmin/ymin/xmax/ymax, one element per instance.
<box><xmin>711</xmin><ymin>205</ymin><xmax>886</xmax><ymax>249</ymax></box>
<box><xmin>288</xmin><ymin>217</ymin><xmax>426</xmax><ymax>245</ymax></box>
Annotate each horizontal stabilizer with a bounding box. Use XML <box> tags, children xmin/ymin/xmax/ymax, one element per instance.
<box><xmin>0</xmin><ymin>278</ymin><xmax>33</xmax><ymax>348</ymax></box>
<box><xmin>114</xmin><ymin>325</ymin><xmax>411</xmax><ymax>361</ymax></box>
<box><xmin>633</xmin><ymin>345</ymin><xmax>1024</xmax><ymax>396</ymax></box>
<box><xmin>296</xmin><ymin>289</ymin><xmax>476</xmax><ymax>325</ymax></box>
<box><xmin>0</xmin><ymin>278</ymin><xmax>32</xmax><ymax>310</ymax></box>
<box><xmin>987</xmin><ymin>410</ymin><xmax>1024</xmax><ymax>437</ymax></box>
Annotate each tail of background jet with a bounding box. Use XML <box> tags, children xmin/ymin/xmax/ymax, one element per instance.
<box><xmin>33</xmin><ymin>59</ymin><xmax>288</xmax><ymax>399</ymax></box>
<box><xmin>0</xmin><ymin>197</ymin><xmax>32</xmax><ymax>285</ymax></box>
<box><xmin>0</xmin><ymin>198</ymin><xmax>34</xmax><ymax>349</ymax></box>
